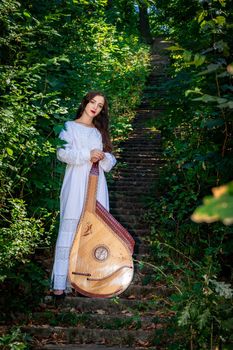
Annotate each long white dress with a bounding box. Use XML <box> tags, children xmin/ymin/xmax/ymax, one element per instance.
<box><xmin>51</xmin><ymin>121</ymin><xmax>116</xmax><ymax>290</ymax></box>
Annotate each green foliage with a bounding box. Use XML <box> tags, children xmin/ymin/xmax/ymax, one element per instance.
<box><xmin>0</xmin><ymin>199</ymin><xmax>52</xmax><ymax>281</ymax></box>
<box><xmin>192</xmin><ymin>181</ymin><xmax>233</xmax><ymax>225</ymax></box>
<box><xmin>0</xmin><ymin>328</ymin><xmax>29</xmax><ymax>350</ymax></box>
<box><xmin>146</xmin><ymin>0</ymin><xmax>233</xmax><ymax>348</ymax></box>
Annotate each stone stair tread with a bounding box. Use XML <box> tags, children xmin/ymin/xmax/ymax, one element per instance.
<box><xmin>22</xmin><ymin>325</ymin><xmax>169</xmax><ymax>347</ymax></box>
<box><xmin>40</xmin><ymin>345</ymin><xmax>169</xmax><ymax>350</ymax></box>
<box><xmin>43</xmin><ymin>296</ymin><xmax>164</xmax><ymax>311</ymax></box>
<box><xmin>37</xmin><ymin>345</ymin><xmax>138</xmax><ymax>350</ymax></box>
<box><xmin>31</xmin><ymin>309</ymin><xmax>170</xmax><ymax>323</ymax></box>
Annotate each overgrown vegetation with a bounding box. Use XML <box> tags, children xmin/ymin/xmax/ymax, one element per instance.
<box><xmin>145</xmin><ymin>0</ymin><xmax>233</xmax><ymax>348</ymax></box>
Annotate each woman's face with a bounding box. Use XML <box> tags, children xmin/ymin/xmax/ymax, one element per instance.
<box><xmin>84</xmin><ymin>95</ymin><xmax>105</xmax><ymax>118</ymax></box>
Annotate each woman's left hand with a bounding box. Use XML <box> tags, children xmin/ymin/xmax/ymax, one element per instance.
<box><xmin>90</xmin><ymin>149</ymin><xmax>105</xmax><ymax>163</ymax></box>
<box><xmin>91</xmin><ymin>156</ymin><xmax>99</xmax><ymax>163</ymax></box>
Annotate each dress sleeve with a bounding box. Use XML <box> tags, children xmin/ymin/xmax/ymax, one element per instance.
<box><xmin>57</xmin><ymin>122</ymin><xmax>90</xmax><ymax>165</ymax></box>
<box><xmin>99</xmin><ymin>152</ymin><xmax>117</xmax><ymax>172</ymax></box>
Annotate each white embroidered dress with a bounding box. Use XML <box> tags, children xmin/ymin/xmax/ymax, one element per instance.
<box><xmin>51</xmin><ymin>121</ymin><xmax>116</xmax><ymax>290</ymax></box>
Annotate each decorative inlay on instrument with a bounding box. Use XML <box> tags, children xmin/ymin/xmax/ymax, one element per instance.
<box><xmin>68</xmin><ymin>162</ymin><xmax>135</xmax><ymax>298</ymax></box>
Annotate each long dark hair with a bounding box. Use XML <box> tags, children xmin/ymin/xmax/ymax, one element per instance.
<box><xmin>75</xmin><ymin>91</ymin><xmax>113</xmax><ymax>152</ymax></box>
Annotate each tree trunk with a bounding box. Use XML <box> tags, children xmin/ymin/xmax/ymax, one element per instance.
<box><xmin>138</xmin><ymin>3</ymin><xmax>152</xmax><ymax>44</ymax></box>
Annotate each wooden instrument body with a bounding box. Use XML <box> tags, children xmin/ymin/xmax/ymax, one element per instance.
<box><xmin>68</xmin><ymin>163</ymin><xmax>135</xmax><ymax>298</ymax></box>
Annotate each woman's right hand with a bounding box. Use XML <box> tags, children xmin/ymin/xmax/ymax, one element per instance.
<box><xmin>90</xmin><ymin>149</ymin><xmax>105</xmax><ymax>163</ymax></box>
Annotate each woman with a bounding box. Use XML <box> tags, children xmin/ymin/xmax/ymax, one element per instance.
<box><xmin>51</xmin><ymin>91</ymin><xmax>116</xmax><ymax>298</ymax></box>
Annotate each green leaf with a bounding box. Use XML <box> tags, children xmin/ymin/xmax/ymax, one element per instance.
<box><xmin>23</xmin><ymin>10</ymin><xmax>31</xmax><ymax>18</ymax></box>
<box><xmin>193</xmin><ymin>94</ymin><xmax>227</xmax><ymax>104</ymax></box>
<box><xmin>183</xmin><ymin>50</ymin><xmax>192</xmax><ymax>62</ymax></box>
<box><xmin>198</xmin><ymin>308</ymin><xmax>210</xmax><ymax>330</ymax></box>
<box><xmin>178</xmin><ymin>304</ymin><xmax>191</xmax><ymax>326</ymax></box>
<box><xmin>218</xmin><ymin>0</ymin><xmax>226</xmax><ymax>6</ymax></box>
<box><xmin>166</xmin><ymin>45</ymin><xmax>184</xmax><ymax>51</ymax></box>
<box><xmin>198</xmin><ymin>63</ymin><xmax>222</xmax><ymax>75</ymax></box>
<box><xmin>192</xmin><ymin>182</ymin><xmax>233</xmax><ymax>225</ymax></box>
<box><xmin>217</xmin><ymin>100</ymin><xmax>233</xmax><ymax>109</ymax></box>
<box><xmin>53</xmin><ymin>124</ymin><xmax>64</xmax><ymax>135</ymax></box>
<box><xmin>197</xmin><ymin>10</ymin><xmax>207</xmax><ymax>23</ymax></box>
<box><xmin>194</xmin><ymin>53</ymin><xmax>205</xmax><ymax>67</ymax></box>
<box><xmin>6</xmin><ymin>148</ymin><xmax>13</xmax><ymax>156</ymax></box>
<box><xmin>200</xmin><ymin>118</ymin><xmax>224</xmax><ymax>129</ymax></box>
<box><xmin>215</xmin><ymin>16</ymin><xmax>226</xmax><ymax>26</ymax></box>
<box><xmin>210</xmin><ymin>280</ymin><xmax>233</xmax><ymax>299</ymax></box>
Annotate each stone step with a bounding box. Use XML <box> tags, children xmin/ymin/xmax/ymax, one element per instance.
<box><xmin>125</xmin><ymin>128</ymin><xmax>160</xmax><ymax>135</ymax></box>
<box><xmin>37</xmin><ymin>345</ymin><xmax>137</xmax><ymax>350</ymax></box>
<box><xmin>23</xmin><ymin>325</ymin><xmax>170</xmax><ymax>348</ymax></box>
<box><xmin>111</xmin><ymin>220</ymin><xmax>149</xmax><ymax>231</ymax></box>
<box><xmin>109</xmin><ymin>204</ymin><xmax>146</xmax><ymax>214</ymax></box>
<box><xmin>127</xmin><ymin>229</ymin><xmax>151</xmax><ymax>237</ymax></box>
<box><xmin>109</xmin><ymin>182</ymin><xmax>158</xmax><ymax>190</ymax></box>
<box><xmin>113</xmin><ymin>166</ymin><xmax>162</xmax><ymax>172</ymax></box>
<box><xmin>117</xmin><ymin>154</ymin><xmax>162</xmax><ymax>161</ymax></box>
<box><xmin>119</xmin><ymin>140</ymin><xmax>161</xmax><ymax>147</ymax></box>
<box><xmin>117</xmin><ymin>149</ymin><xmax>162</xmax><ymax>155</ymax></box>
<box><xmin>109</xmin><ymin>176</ymin><xmax>159</xmax><ymax>185</ymax></box>
<box><xmin>108</xmin><ymin>179</ymin><xmax>157</xmax><ymax>190</ymax></box>
<box><xmin>109</xmin><ymin>176</ymin><xmax>159</xmax><ymax>184</ymax></box>
<box><xmin>43</xmin><ymin>296</ymin><xmax>165</xmax><ymax>313</ymax></box>
<box><xmin>110</xmin><ymin>196</ymin><xmax>147</xmax><ymax>206</ymax></box>
<box><xmin>121</xmin><ymin>141</ymin><xmax>161</xmax><ymax>147</ymax></box>
<box><xmin>35</xmin><ymin>343</ymin><xmax>162</xmax><ymax>350</ymax></box>
<box><xmin>108</xmin><ymin>185</ymin><xmax>157</xmax><ymax>194</ymax></box>
<box><xmin>109</xmin><ymin>200</ymin><xmax>150</xmax><ymax>209</ymax></box>
<box><xmin>109</xmin><ymin>188</ymin><xmax>157</xmax><ymax>196</ymax></box>
<box><xmin>109</xmin><ymin>207</ymin><xmax>145</xmax><ymax>216</ymax></box>
<box><xmin>114</xmin><ymin>167</ymin><xmax>163</xmax><ymax>174</ymax></box>
<box><xmin>30</xmin><ymin>306</ymin><xmax>170</xmax><ymax>330</ymax></box>
<box><xmin>115</xmin><ymin>158</ymin><xmax>162</xmax><ymax>166</ymax></box>
<box><xmin>108</xmin><ymin>215</ymin><xmax>150</xmax><ymax>229</ymax></box>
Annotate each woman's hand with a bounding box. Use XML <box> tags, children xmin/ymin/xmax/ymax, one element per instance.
<box><xmin>90</xmin><ymin>149</ymin><xmax>105</xmax><ymax>163</ymax></box>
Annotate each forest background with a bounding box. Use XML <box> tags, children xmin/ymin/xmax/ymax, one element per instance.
<box><xmin>0</xmin><ymin>0</ymin><xmax>233</xmax><ymax>349</ymax></box>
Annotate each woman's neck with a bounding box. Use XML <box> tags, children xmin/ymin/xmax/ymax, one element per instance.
<box><xmin>75</xmin><ymin>117</ymin><xmax>94</xmax><ymax>127</ymax></box>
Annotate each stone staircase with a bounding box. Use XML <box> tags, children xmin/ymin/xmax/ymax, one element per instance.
<box><xmin>21</xmin><ymin>38</ymin><xmax>173</xmax><ymax>350</ymax></box>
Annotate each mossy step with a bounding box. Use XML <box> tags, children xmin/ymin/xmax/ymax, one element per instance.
<box><xmin>43</xmin><ymin>296</ymin><xmax>164</xmax><ymax>313</ymax></box>
<box><xmin>35</xmin><ymin>345</ymin><xmax>144</xmax><ymax>350</ymax></box>
<box><xmin>28</xmin><ymin>311</ymin><xmax>171</xmax><ymax>330</ymax></box>
<box><xmin>42</xmin><ymin>345</ymin><xmax>174</xmax><ymax>350</ymax></box>
<box><xmin>22</xmin><ymin>325</ymin><xmax>169</xmax><ymax>348</ymax></box>
<box><xmin>123</xmin><ymin>282</ymin><xmax>171</xmax><ymax>299</ymax></box>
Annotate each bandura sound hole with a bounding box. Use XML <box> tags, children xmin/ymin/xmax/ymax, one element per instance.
<box><xmin>94</xmin><ymin>246</ymin><xmax>109</xmax><ymax>261</ymax></box>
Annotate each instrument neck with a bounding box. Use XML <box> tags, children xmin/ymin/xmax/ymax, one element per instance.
<box><xmin>84</xmin><ymin>162</ymin><xmax>99</xmax><ymax>213</ymax></box>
